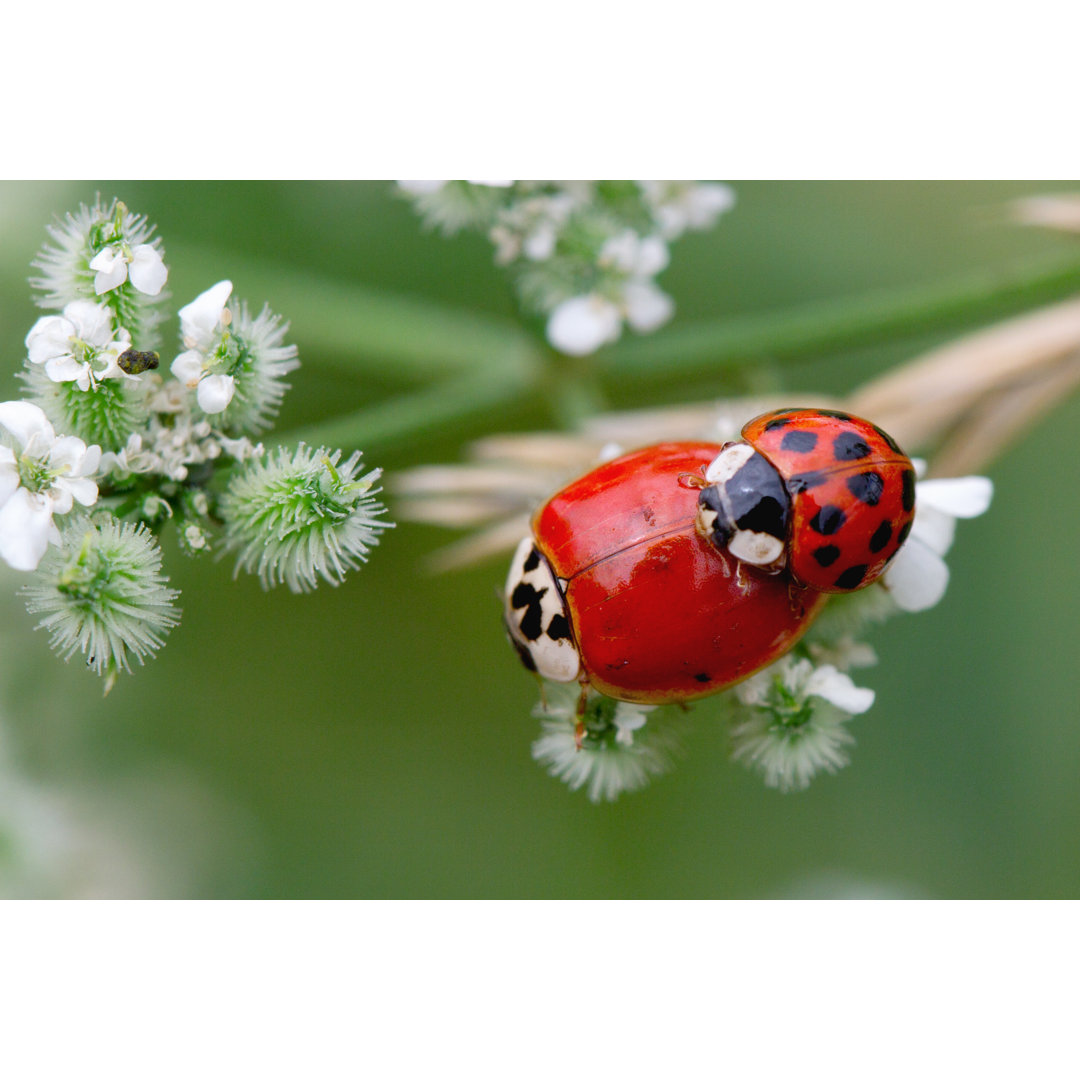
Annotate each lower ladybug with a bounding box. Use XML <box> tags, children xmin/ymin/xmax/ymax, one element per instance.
<box><xmin>696</xmin><ymin>408</ymin><xmax>916</xmax><ymax>592</ymax></box>
<box><xmin>504</xmin><ymin>441</ymin><xmax>828</xmax><ymax>705</ymax></box>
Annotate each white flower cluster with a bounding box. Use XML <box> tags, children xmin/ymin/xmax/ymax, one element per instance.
<box><xmin>397</xmin><ymin>180</ymin><xmax>735</xmax><ymax>356</ymax></box>
<box><xmin>1</xmin><ymin>197</ymin><xmax>390</xmax><ymax>688</ymax></box>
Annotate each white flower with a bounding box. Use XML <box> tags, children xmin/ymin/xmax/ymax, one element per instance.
<box><xmin>179</xmin><ymin>280</ymin><xmax>233</xmax><ymax>349</ymax></box>
<box><xmin>599</xmin><ymin>230</ymin><xmax>670</xmax><ymax>277</ymax></box>
<box><xmin>0</xmin><ymin>401</ymin><xmax>100</xmax><ymax>571</ymax></box>
<box><xmin>547</xmin><ymin>295</ymin><xmax>623</xmax><ymax>355</ymax></box>
<box><xmin>488</xmin><ymin>192</ymin><xmax>578</xmax><ymax>264</ymax></box>
<box><xmin>25</xmin><ymin>300</ymin><xmax>131</xmax><ymax>391</ymax></box>
<box><xmin>530</xmin><ymin>685</ymin><xmax>682</xmax><ymax>802</ymax></box>
<box><xmin>98</xmin><ymin>433</ymin><xmax>158</xmax><ymax>476</ymax></box>
<box><xmin>88</xmin><ymin>243</ymin><xmax>167</xmax><ymax>297</ymax></box>
<box><xmin>212</xmin><ymin>301</ymin><xmax>300</xmax><ymax>434</ymax></box>
<box><xmin>171</xmin><ymin>281</ymin><xmax>236</xmax><ymax>414</ymax></box>
<box><xmin>806</xmin><ymin>636</ymin><xmax>878</xmax><ymax>672</ymax></box>
<box><xmin>612</xmin><ymin>702</ymin><xmax>653</xmax><ymax>747</ymax></box>
<box><xmin>640</xmin><ymin>181</ymin><xmax>737</xmax><ymax>239</ymax></box>
<box><xmin>883</xmin><ymin>475</ymin><xmax>993</xmax><ymax>613</ymax></box>
<box><xmin>730</xmin><ymin>656</ymin><xmax>874</xmax><ymax>792</ymax></box>
<box><xmin>622</xmin><ymin>280</ymin><xmax>675</xmax><ymax>333</ymax></box>
<box><xmin>397</xmin><ymin>180</ymin><xmax>448</xmax><ymax>195</ymax></box>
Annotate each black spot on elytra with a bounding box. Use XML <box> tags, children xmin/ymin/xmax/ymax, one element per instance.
<box><xmin>810</xmin><ymin>505</ymin><xmax>846</xmax><ymax>535</ymax></box>
<box><xmin>813</xmin><ymin>545</ymin><xmax>841</xmax><ymax>567</ymax></box>
<box><xmin>833</xmin><ymin>431</ymin><xmax>871</xmax><ymax>461</ymax></box>
<box><xmin>788</xmin><ymin>470</ymin><xmax>827</xmax><ymax>493</ymax></box>
<box><xmin>522</xmin><ymin>546</ymin><xmax>540</xmax><ymax>572</ymax></box>
<box><xmin>869</xmin><ymin>520</ymin><xmax>892</xmax><ymax>553</ymax></box>
<box><xmin>511</xmin><ymin>581</ymin><xmax>546</xmax><ymax>641</ymax></box>
<box><xmin>763</xmin><ymin>412</ymin><xmax>798</xmax><ymax>431</ymax></box>
<box><xmin>781</xmin><ymin>429</ymin><xmax>818</xmax><ymax>453</ymax></box>
<box><xmin>847</xmin><ymin>471</ymin><xmax>884</xmax><ymax>506</ymax></box>
<box><xmin>694</xmin><ymin>672</ymin><xmax>711</xmax><ymax>683</ymax></box>
<box><xmin>871</xmin><ymin>422</ymin><xmax>903</xmax><ymax>454</ymax></box>
<box><xmin>546</xmin><ymin>612</ymin><xmax>571</xmax><ymax>642</ymax></box>
<box><xmin>834</xmin><ymin>564</ymin><xmax>868</xmax><ymax>590</ymax></box>
<box><xmin>897</xmin><ymin>520</ymin><xmax>912</xmax><ymax>546</ymax></box>
<box><xmin>815</xmin><ymin>409</ymin><xmax>856</xmax><ymax>421</ymax></box>
<box><xmin>901</xmin><ymin>469</ymin><xmax>916</xmax><ymax>512</ymax></box>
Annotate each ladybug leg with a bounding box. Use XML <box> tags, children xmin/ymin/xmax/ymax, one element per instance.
<box><xmin>574</xmin><ymin>680</ymin><xmax>590</xmax><ymax>749</ymax></box>
<box><xmin>786</xmin><ymin>581</ymin><xmax>809</xmax><ymax>616</ymax></box>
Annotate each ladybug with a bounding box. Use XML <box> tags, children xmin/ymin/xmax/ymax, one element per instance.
<box><xmin>504</xmin><ymin>441</ymin><xmax>828</xmax><ymax>705</ymax></box>
<box><xmin>695</xmin><ymin>408</ymin><xmax>916</xmax><ymax>592</ymax></box>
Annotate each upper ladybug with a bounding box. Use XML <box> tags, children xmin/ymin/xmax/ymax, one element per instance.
<box><xmin>696</xmin><ymin>408</ymin><xmax>916</xmax><ymax>593</ymax></box>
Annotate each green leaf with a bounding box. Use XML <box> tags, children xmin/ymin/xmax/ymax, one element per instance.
<box><xmin>603</xmin><ymin>251</ymin><xmax>1080</xmax><ymax>378</ymax></box>
<box><xmin>167</xmin><ymin>243</ymin><xmax>542</xmax><ymax>379</ymax></box>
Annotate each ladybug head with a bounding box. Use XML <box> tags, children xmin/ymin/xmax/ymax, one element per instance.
<box><xmin>695</xmin><ymin>443</ymin><xmax>790</xmax><ymax>573</ymax></box>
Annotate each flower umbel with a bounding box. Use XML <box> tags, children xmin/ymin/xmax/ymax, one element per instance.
<box><xmin>219</xmin><ymin>444</ymin><xmax>392</xmax><ymax>592</ymax></box>
<box><xmin>22</xmin><ymin>517</ymin><xmax>180</xmax><ymax>692</ymax></box>
<box><xmin>531</xmin><ymin>684</ymin><xmax>686</xmax><ymax>802</ymax></box>
<box><xmin>729</xmin><ymin>656</ymin><xmax>875</xmax><ymax>792</ymax></box>
<box><xmin>397</xmin><ymin>180</ymin><xmax>735</xmax><ymax>356</ymax></box>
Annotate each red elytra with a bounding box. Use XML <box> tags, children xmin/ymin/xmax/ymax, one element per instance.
<box><xmin>741</xmin><ymin>409</ymin><xmax>916</xmax><ymax>593</ymax></box>
<box><xmin>530</xmin><ymin>442</ymin><xmax>827</xmax><ymax>705</ymax></box>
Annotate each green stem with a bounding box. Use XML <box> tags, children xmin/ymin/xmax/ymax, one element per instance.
<box><xmin>603</xmin><ymin>251</ymin><xmax>1080</xmax><ymax>378</ymax></box>
<box><xmin>280</xmin><ymin>358</ymin><xmax>540</xmax><ymax>453</ymax></box>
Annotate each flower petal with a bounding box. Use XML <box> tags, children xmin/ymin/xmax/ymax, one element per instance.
<box><xmin>685</xmin><ymin>183</ymin><xmax>736</xmax><ymax>228</ymax></box>
<box><xmin>0</xmin><ymin>458</ymin><xmax>19</xmax><ymax>507</ymax></box>
<box><xmin>53</xmin><ymin>475</ymin><xmax>98</xmax><ymax>508</ymax></box>
<box><xmin>197</xmin><ymin>373</ymin><xmax>236</xmax><ymax>414</ymax></box>
<box><xmin>128</xmin><ymin>245</ymin><xmax>168</xmax><ymax>296</ymax></box>
<box><xmin>622</xmin><ymin>281</ymin><xmax>675</xmax><ymax>333</ymax></box>
<box><xmin>0</xmin><ymin>488</ymin><xmax>54</xmax><ymax>571</ymax></box>
<box><xmin>65</xmin><ymin>299</ymin><xmax>114</xmax><ymax>346</ymax></box>
<box><xmin>179</xmin><ymin>281</ymin><xmax>233</xmax><ymax>347</ymax></box>
<box><xmin>48</xmin><ymin>435</ymin><xmax>92</xmax><ymax>473</ymax></box>
<box><xmin>917</xmin><ymin>477</ymin><xmax>993</xmax><ymax>519</ymax></box>
<box><xmin>170</xmin><ymin>350</ymin><xmax>205</xmax><ymax>386</ymax></box>
<box><xmin>0</xmin><ymin>400</ymin><xmax>55</xmax><ymax>450</ymax></box>
<box><xmin>26</xmin><ymin>315</ymin><xmax>75</xmax><ymax>363</ymax></box>
<box><xmin>805</xmin><ymin>664</ymin><xmax>875</xmax><ymax>715</ymax></box>
<box><xmin>883</xmin><ymin>537</ymin><xmax>950</xmax><ymax>612</ymax></box>
<box><xmin>89</xmin><ymin>246</ymin><xmax>128</xmax><ymax>294</ymax></box>
<box><xmin>43</xmin><ymin>355</ymin><xmax>87</xmax><ymax>385</ymax></box>
<box><xmin>635</xmin><ymin>235</ymin><xmax>670</xmax><ymax>277</ymax></box>
<box><xmin>546</xmin><ymin>295</ymin><xmax>622</xmax><ymax>356</ymax></box>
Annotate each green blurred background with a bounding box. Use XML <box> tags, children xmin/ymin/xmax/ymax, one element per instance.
<box><xmin>0</xmin><ymin>180</ymin><xmax>1076</xmax><ymax>898</ymax></box>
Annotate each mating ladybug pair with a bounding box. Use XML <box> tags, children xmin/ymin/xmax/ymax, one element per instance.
<box><xmin>504</xmin><ymin>408</ymin><xmax>916</xmax><ymax>706</ymax></box>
